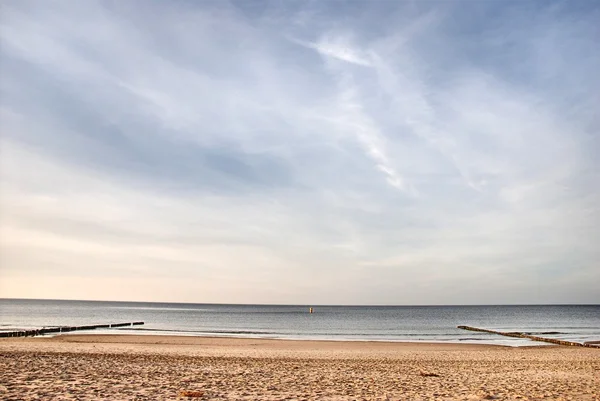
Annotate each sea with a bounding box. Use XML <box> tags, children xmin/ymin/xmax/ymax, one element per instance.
<box><xmin>1</xmin><ymin>299</ymin><xmax>599</xmax><ymax>347</ymax></box>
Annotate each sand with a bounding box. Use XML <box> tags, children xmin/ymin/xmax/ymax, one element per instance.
<box><xmin>1</xmin><ymin>335</ymin><xmax>598</xmax><ymax>400</ymax></box>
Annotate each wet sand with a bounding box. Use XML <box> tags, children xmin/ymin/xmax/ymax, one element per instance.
<box><xmin>1</xmin><ymin>335</ymin><xmax>598</xmax><ymax>400</ymax></box>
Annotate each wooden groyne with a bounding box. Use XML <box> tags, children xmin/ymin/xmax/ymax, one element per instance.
<box><xmin>457</xmin><ymin>325</ymin><xmax>599</xmax><ymax>348</ymax></box>
<box><xmin>0</xmin><ymin>322</ymin><xmax>144</xmax><ymax>338</ymax></box>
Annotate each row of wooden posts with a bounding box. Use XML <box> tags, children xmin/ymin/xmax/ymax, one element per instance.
<box><xmin>457</xmin><ymin>325</ymin><xmax>599</xmax><ymax>348</ymax></box>
<box><xmin>0</xmin><ymin>322</ymin><xmax>144</xmax><ymax>338</ymax></box>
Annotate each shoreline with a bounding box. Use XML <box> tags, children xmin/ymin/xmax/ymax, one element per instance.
<box><xmin>4</xmin><ymin>332</ymin><xmax>558</xmax><ymax>348</ymax></box>
<box><xmin>1</xmin><ymin>335</ymin><xmax>598</xmax><ymax>400</ymax></box>
<box><xmin>0</xmin><ymin>329</ymin><xmax>561</xmax><ymax>347</ymax></box>
<box><xmin>44</xmin><ymin>333</ymin><xmax>513</xmax><ymax>346</ymax></box>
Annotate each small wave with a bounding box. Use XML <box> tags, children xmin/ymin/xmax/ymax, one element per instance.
<box><xmin>121</xmin><ymin>328</ymin><xmax>206</xmax><ymax>333</ymax></box>
<box><xmin>108</xmin><ymin>306</ymin><xmax>213</xmax><ymax>312</ymax></box>
<box><xmin>121</xmin><ymin>327</ymin><xmax>281</xmax><ymax>335</ymax></box>
<box><xmin>122</xmin><ymin>328</ymin><xmax>480</xmax><ymax>337</ymax></box>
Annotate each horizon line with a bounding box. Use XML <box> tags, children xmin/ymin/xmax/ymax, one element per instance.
<box><xmin>1</xmin><ymin>297</ymin><xmax>598</xmax><ymax>307</ymax></box>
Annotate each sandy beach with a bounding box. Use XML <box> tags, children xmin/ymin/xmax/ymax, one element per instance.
<box><xmin>0</xmin><ymin>335</ymin><xmax>598</xmax><ymax>400</ymax></box>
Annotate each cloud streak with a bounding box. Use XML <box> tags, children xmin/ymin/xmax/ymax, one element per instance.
<box><xmin>292</xmin><ymin>35</ymin><xmax>373</xmax><ymax>66</ymax></box>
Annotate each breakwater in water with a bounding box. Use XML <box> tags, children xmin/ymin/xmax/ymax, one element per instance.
<box><xmin>0</xmin><ymin>322</ymin><xmax>144</xmax><ymax>338</ymax></box>
<box><xmin>457</xmin><ymin>325</ymin><xmax>599</xmax><ymax>348</ymax></box>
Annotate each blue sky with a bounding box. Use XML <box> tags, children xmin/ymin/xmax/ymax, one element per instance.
<box><xmin>0</xmin><ymin>0</ymin><xmax>598</xmax><ymax>304</ymax></box>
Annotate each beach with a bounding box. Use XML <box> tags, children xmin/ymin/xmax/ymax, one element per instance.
<box><xmin>1</xmin><ymin>335</ymin><xmax>598</xmax><ymax>400</ymax></box>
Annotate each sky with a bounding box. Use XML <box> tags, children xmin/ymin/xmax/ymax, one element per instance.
<box><xmin>0</xmin><ymin>0</ymin><xmax>598</xmax><ymax>305</ymax></box>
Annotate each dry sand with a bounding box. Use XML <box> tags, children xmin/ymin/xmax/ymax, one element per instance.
<box><xmin>1</xmin><ymin>335</ymin><xmax>598</xmax><ymax>400</ymax></box>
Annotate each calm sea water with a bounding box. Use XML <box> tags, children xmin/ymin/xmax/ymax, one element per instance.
<box><xmin>1</xmin><ymin>299</ymin><xmax>599</xmax><ymax>347</ymax></box>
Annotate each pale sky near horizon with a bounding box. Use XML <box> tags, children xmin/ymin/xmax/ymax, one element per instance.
<box><xmin>0</xmin><ymin>0</ymin><xmax>599</xmax><ymax>305</ymax></box>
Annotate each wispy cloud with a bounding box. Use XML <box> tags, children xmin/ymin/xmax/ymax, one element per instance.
<box><xmin>291</xmin><ymin>35</ymin><xmax>373</xmax><ymax>66</ymax></box>
<box><xmin>332</xmin><ymin>75</ymin><xmax>412</xmax><ymax>193</ymax></box>
<box><xmin>0</xmin><ymin>0</ymin><xmax>598</xmax><ymax>304</ymax></box>
<box><xmin>291</xmin><ymin>35</ymin><xmax>414</xmax><ymax>193</ymax></box>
